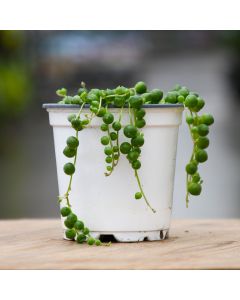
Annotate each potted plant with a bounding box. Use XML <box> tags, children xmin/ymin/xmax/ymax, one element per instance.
<box><xmin>43</xmin><ymin>81</ymin><xmax>214</xmax><ymax>246</ymax></box>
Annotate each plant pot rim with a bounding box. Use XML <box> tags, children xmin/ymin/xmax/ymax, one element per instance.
<box><xmin>42</xmin><ymin>103</ymin><xmax>184</xmax><ymax>110</ymax></box>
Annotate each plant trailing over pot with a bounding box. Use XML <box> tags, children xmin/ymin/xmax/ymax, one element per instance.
<box><xmin>50</xmin><ymin>81</ymin><xmax>214</xmax><ymax>246</ymax></box>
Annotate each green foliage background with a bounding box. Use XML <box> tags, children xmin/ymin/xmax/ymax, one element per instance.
<box><xmin>0</xmin><ymin>31</ymin><xmax>32</xmax><ymax>122</ymax></box>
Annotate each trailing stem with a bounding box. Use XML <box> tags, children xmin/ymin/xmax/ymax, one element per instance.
<box><xmin>134</xmin><ymin>170</ymin><xmax>156</xmax><ymax>213</ymax></box>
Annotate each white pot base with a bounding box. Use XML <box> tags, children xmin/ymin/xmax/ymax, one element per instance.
<box><xmin>91</xmin><ymin>230</ymin><xmax>169</xmax><ymax>242</ymax></box>
<box><xmin>64</xmin><ymin>230</ymin><xmax>169</xmax><ymax>242</ymax></box>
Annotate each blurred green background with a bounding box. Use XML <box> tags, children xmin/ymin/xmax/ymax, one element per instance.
<box><xmin>0</xmin><ymin>30</ymin><xmax>240</xmax><ymax>218</ymax></box>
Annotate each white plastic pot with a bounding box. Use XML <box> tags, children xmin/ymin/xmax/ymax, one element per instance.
<box><xmin>44</xmin><ymin>104</ymin><xmax>183</xmax><ymax>242</ymax></box>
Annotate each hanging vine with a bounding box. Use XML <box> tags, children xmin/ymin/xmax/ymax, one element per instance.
<box><xmin>56</xmin><ymin>81</ymin><xmax>214</xmax><ymax>245</ymax></box>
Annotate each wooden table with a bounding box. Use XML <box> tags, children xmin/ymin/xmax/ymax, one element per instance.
<box><xmin>0</xmin><ymin>219</ymin><xmax>239</xmax><ymax>269</ymax></box>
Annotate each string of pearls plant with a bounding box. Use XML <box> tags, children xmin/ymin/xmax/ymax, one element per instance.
<box><xmin>56</xmin><ymin>81</ymin><xmax>214</xmax><ymax>245</ymax></box>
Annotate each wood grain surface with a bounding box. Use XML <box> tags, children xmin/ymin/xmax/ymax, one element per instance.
<box><xmin>0</xmin><ymin>219</ymin><xmax>239</xmax><ymax>269</ymax></box>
